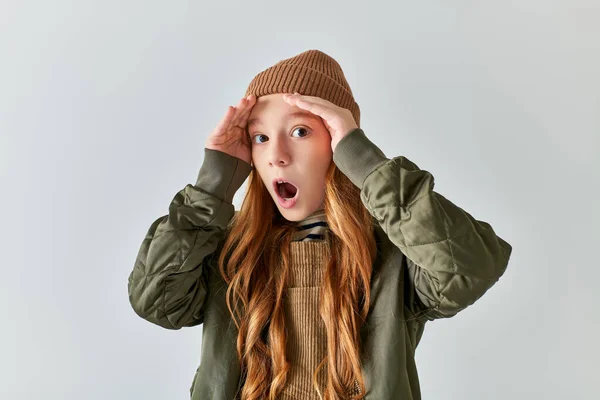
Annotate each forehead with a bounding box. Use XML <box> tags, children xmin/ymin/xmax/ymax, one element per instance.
<box><xmin>247</xmin><ymin>94</ymin><xmax>321</xmax><ymax>128</ymax></box>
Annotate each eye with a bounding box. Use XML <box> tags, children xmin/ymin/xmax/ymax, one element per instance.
<box><xmin>291</xmin><ymin>126</ymin><xmax>310</xmax><ymax>138</ymax></box>
<box><xmin>252</xmin><ymin>134</ymin><xmax>268</xmax><ymax>144</ymax></box>
<box><xmin>251</xmin><ymin>127</ymin><xmax>310</xmax><ymax>145</ymax></box>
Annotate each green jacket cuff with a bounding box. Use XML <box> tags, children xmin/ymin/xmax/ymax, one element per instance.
<box><xmin>195</xmin><ymin>148</ymin><xmax>253</xmax><ymax>204</ymax></box>
<box><xmin>332</xmin><ymin>128</ymin><xmax>390</xmax><ymax>189</ymax></box>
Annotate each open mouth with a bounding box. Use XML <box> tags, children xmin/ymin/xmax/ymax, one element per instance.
<box><xmin>275</xmin><ymin>180</ymin><xmax>298</xmax><ymax>200</ymax></box>
<box><xmin>273</xmin><ymin>178</ymin><xmax>299</xmax><ymax>202</ymax></box>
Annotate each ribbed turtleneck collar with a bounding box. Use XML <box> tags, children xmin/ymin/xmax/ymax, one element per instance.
<box><xmin>291</xmin><ymin>208</ymin><xmax>328</xmax><ymax>242</ymax></box>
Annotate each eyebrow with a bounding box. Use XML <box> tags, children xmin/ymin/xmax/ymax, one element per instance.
<box><xmin>247</xmin><ymin>111</ymin><xmax>321</xmax><ymax>129</ymax></box>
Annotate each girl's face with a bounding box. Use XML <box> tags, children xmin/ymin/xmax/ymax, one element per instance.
<box><xmin>247</xmin><ymin>93</ymin><xmax>332</xmax><ymax>222</ymax></box>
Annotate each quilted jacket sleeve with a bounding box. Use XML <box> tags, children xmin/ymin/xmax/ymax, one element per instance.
<box><xmin>333</xmin><ymin>128</ymin><xmax>513</xmax><ymax>322</ymax></box>
<box><xmin>127</xmin><ymin>148</ymin><xmax>253</xmax><ymax>329</ymax></box>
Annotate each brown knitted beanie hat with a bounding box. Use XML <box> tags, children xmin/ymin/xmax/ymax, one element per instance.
<box><xmin>244</xmin><ymin>49</ymin><xmax>361</xmax><ymax>127</ymax></box>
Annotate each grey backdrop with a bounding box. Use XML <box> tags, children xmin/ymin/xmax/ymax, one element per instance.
<box><xmin>3</xmin><ymin>1</ymin><xmax>599</xmax><ymax>399</ymax></box>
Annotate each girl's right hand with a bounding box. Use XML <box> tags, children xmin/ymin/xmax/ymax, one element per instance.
<box><xmin>205</xmin><ymin>94</ymin><xmax>256</xmax><ymax>165</ymax></box>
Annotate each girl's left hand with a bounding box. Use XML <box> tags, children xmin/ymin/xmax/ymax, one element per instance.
<box><xmin>283</xmin><ymin>92</ymin><xmax>359</xmax><ymax>152</ymax></box>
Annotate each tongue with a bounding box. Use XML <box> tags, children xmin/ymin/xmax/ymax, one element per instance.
<box><xmin>280</xmin><ymin>182</ymin><xmax>297</xmax><ymax>198</ymax></box>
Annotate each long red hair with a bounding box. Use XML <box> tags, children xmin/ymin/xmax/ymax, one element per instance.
<box><xmin>217</xmin><ymin>160</ymin><xmax>377</xmax><ymax>400</ymax></box>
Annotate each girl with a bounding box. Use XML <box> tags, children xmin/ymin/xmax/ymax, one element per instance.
<box><xmin>128</xmin><ymin>49</ymin><xmax>513</xmax><ymax>400</ymax></box>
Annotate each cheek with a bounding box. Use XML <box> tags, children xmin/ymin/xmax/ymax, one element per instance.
<box><xmin>315</xmin><ymin>142</ymin><xmax>333</xmax><ymax>170</ymax></box>
<box><xmin>251</xmin><ymin>160</ymin><xmax>269</xmax><ymax>188</ymax></box>
<box><xmin>250</xmin><ymin>150</ymin><xmax>261</xmax><ymax>167</ymax></box>
<box><xmin>305</xmin><ymin>155</ymin><xmax>331</xmax><ymax>181</ymax></box>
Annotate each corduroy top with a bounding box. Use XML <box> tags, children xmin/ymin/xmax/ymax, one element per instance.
<box><xmin>280</xmin><ymin>209</ymin><xmax>361</xmax><ymax>399</ymax></box>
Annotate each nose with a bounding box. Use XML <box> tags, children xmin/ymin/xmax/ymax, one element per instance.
<box><xmin>268</xmin><ymin>138</ymin><xmax>290</xmax><ymax>166</ymax></box>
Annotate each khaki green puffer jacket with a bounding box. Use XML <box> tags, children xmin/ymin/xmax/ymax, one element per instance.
<box><xmin>127</xmin><ymin>128</ymin><xmax>513</xmax><ymax>399</ymax></box>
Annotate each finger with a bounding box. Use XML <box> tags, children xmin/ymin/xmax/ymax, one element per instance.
<box><xmin>213</xmin><ymin>106</ymin><xmax>236</xmax><ymax>136</ymax></box>
<box><xmin>288</xmin><ymin>93</ymin><xmax>335</xmax><ymax>108</ymax></box>
<box><xmin>238</xmin><ymin>95</ymin><xmax>256</xmax><ymax>126</ymax></box>
<box><xmin>284</xmin><ymin>94</ymin><xmax>326</xmax><ymax>113</ymax></box>
<box><xmin>291</xmin><ymin>97</ymin><xmax>335</xmax><ymax>121</ymax></box>
<box><xmin>236</xmin><ymin>94</ymin><xmax>256</xmax><ymax>125</ymax></box>
<box><xmin>229</xmin><ymin>97</ymin><xmax>249</xmax><ymax>128</ymax></box>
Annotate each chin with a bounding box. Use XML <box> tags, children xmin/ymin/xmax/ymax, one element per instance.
<box><xmin>276</xmin><ymin>207</ymin><xmax>304</xmax><ymax>222</ymax></box>
<box><xmin>276</xmin><ymin>203</ymin><xmax>323</xmax><ymax>224</ymax></box>
<box><xmin>271</xmin><ymin>189</ymin><xmax>323</xmax><ymax>222</ymax></box>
